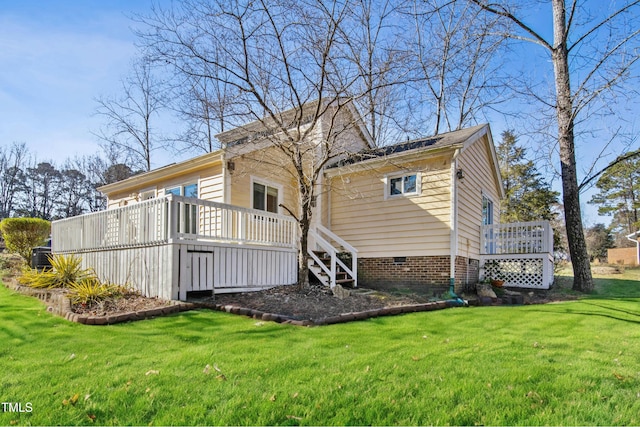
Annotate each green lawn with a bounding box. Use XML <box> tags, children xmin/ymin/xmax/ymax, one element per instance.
<box><xmin>1</xmin><ymin>269</ymin><xmax>640</xmax><ymax>426</ymax></box>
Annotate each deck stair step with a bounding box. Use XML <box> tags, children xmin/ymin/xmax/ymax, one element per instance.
<box><xmin>307</xmin><ymin>226</ymin><xmax>358</xmax><ymax>289</ymax></box>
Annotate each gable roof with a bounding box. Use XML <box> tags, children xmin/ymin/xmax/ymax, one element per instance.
<box><xmin>325</xmin><ymin>123</ymin><xmax>505</xmax><ymax>198</ymax></box>
<box><xmin>215</xmin><ymin>99</ymin><xmax>374</xmax><ymax>150</ymax></box>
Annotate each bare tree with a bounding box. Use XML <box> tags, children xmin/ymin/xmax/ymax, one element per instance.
<box><xmin>139</xmin><ymin>0</ymin><xmax>378</xmax><ymax>288</ymax></box>
<box><xmin>0</xmin><ymin>142</ymin><xmax>29</xmax><ymax>218</ymax></box>
<box><xmin>57</xmin><ymin>166</ymin><xmax>91</xmax><ymax>218</ymax></box>
<box><xmin>18</xmin><ymin>161</ymin><xmax>62</xmax><ymax>220</ymax></box>
<box><xmin>94</xmin><ymin>57</ymin><xmax>167</xmax><ymax>172</ymax></box>
<box><xmin>342</xmin><ymin>0</ymin><xmax>410</xmax><ymax>147</ymax></box>
<box><xmin>168</xmin><ymin>60</ymin><xmax>244</xmax><ymax>154</ymax></box>
<box><xmin>407</xmin><ymin>0</ymin><xmax>509</xmax><ymax>135</ymax></box>
<box><xmin>58</xmin><ymin>156</ymin><xmax>111</xmax><ymax>215</ymax></box>
<box><xmin>469</xmin><ymin>0</ymin><xmax>640</xmax><ymax>292</ymax></box>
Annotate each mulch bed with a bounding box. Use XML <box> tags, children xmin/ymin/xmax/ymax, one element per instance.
<box><xmin>198</xmin><ymin>284</ymin><xmax>447</xmax><ymax>325</ymax></box>
<box><xmin>210</xmin><ymin>284</ymin><xmax>431</xmax><ymax>320</ymax></box>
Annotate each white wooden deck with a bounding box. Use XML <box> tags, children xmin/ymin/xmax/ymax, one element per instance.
<box><xmin>51</xmin><ymin>195</ymin><xmax>299</xmax><ymax>300</ymax></box>
<box><xmin>480</xmin><ymin>221</ymin><xmax>554</xmax><ymax>289</ymax></box>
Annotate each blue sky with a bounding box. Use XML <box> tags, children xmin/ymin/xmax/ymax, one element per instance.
<box><xmin>0</xmin><ymin>0</ymin><xmax>154</xmax><ymax>161</ymax></box>
<box><xmin>1</xmin><ymin>0</ymin><xmax>637</xmax><ymax>225</ymax></box>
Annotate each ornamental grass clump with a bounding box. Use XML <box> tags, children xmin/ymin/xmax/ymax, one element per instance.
<box><xmin>18</xmin><ymin>254</ymin><xmax>129</xmax><ymax>307</ymax></box>
<box><xmin>18</xmin><ymin>266</ymin><xmax>58</xmax><ymax>289</ymax></box>
<box><xmin>18</xmin><ymin>254</ymin><xmax>93</xmax><ymax>289</ymax></box>
<box><xmin>48</xmin><ymin>254</ymin><xmax>92</xmax><ymax>288</ymax></box>
<box><xmin>67</xmin><ymin>277</ymin><xmax>118</xmax><ymax>305</ymax></box>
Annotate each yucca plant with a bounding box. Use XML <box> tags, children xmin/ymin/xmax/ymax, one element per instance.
<box><xmin>48</xmin><ymin>254</ymin><xmax>92</xmax><ymax>287</ymax></box>
<box><xmin>18</xmin><ymin>254</ymin><xmax>94</xmax><ymax>289</ymax></box>
<box><xmin>68</xmin><ymin>277</ymin><xmax>115</xmax><ymax>305</ymax></box>
<box><xmin>18</xmin><ymin>266</ymin><xmax>58</xmax><ymax>288</ymax></box>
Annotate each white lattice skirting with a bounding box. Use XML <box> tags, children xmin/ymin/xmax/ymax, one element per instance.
<box><xmin>480</xmin><ymin>253</ymin><xmax>554</xmax><ymax>289</ymax></box>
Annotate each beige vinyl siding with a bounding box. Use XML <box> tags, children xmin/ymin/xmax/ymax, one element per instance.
<box><xmin>456</xmin><ymin>135</ymin><xmax>501</xmax><ymax>258</ymax></box>
<box><xmin>106</xmin><ymin>194</ymin><xmax>137</xmax><ymax>209</ymax></box>
<box><xmin>318</xmin><ymin>175</ymin><xmax>331</xmax><ymax>227</ymax></box>
<box><xmin>320</xmin><ymin>108</ymin><xmax>370</xmax><ymax>156</ymax></box>
<box><xmin>228</xmin><ymin>147</ymin><xmax>299</xmax><ymax>216</ymax></box>
<box><xmin>106</xmin><ymin>161</ymin><xmax>224</xmax><ymax>207</ymax></box>
<box><xmin>328</xmin><ymin>156</ymin><xmax>453</xmax><ymax>258</ymax></box>
<box><xmin>197</xmin><ymin>164</ymin><xmax>224</xmax><ymax>202</ymax></box>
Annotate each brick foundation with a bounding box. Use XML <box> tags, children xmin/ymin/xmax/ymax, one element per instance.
<box><xmin>455</xmin><ymin>256</ymin><xmax>479</xmax><ymax>293</ymax></box>
<box><xmin>358</xmin><ymin>255</ymin><xmax>479</xmax><ymax>295</ymax></box>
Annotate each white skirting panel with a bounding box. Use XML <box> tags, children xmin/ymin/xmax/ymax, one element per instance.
<box><xmin>479</xmin><ymin>253</ymin><xmax>554</xmax><ymax>289</ymax></box>
<box><xmin>57</xmin><ymin>241</ymin><xmax>298</xmax><ymax>301</ymax></box>
<box><xmin>59</xmin><ymin>244</ymin><xmax>179</xmax><ymax>300</ymax></box>
<box><xmin>177</xmin><ymin>243</ymin><xmax>298</xmax><ymax>300</ymax></box>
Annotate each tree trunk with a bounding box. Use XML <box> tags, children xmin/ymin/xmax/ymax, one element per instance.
<box><xmin>297</xmin><ymin>205</ymin><xmax>311</xmax><ymax>289</ymax></box>
<box><xmin>551</xmin><ymin>0</ymin><xmax>594</xmax><ymax>292</ymax></box>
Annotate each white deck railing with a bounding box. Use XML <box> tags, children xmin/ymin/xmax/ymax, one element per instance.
<box><xmin>481</xmin><ymin>220</ymin><xmax>553</xmax><ymax>255</ymax></box>
<box><xmin>52</xmin><ymin>195</ymin><xmax>298</xmax><ymax>253</ymax></box>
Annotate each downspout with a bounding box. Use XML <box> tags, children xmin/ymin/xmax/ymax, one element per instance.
<box><xmin>626</xmin><ymin>232</ymin><xmax>639</xmax><ymax>265</ymax></box>
<box><xmin>222</xmin><ymin>151</ymin><xmax>231</xmax><ymax>205</ymax></box>
<box><xmin>447</xmin><ymin>149</ymin><xmax>467</xmax><ymax>307</ymax></box>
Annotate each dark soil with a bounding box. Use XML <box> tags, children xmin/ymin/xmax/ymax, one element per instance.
<box><xmin>210</xmin><ymin>284</ymin><xmax>432</xmax><ymax>321</ymax></box>
<box><xmin>210</xmin><ymin>284</ymin><xmax>579</xmax><ymax>321</ymax></box>
<box><xmin>71</xmin><ymin>293</ymin><xmax>174</xmax><ymax>316</ymax></box>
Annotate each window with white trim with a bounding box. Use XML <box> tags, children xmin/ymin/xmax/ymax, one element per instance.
<box><xmin>165</xmin><ymin>182</ymin><xmax>198</xmax><ymax>198</ymax></box>
<box><xmin>482</xmin><ymin>195</ymin><xmax>494</xmax><ymax>225</ymax></box>
<box><xmin>165</xmin><ymin>183</ymin><xmax>199</xmax><ymax>234</ymax></box>
<box><xmin>386</xmin><ymin>173</ymin><xmax>421</xmax><ymax>198</ymax></box>
<box><xmin>253</xmin><ymin>181</ymin><xmax>279</xmax><ymax>214</ymax></box>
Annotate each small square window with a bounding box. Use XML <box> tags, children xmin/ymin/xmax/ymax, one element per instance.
<box><xmin>387</xmin><ymin>173</ymin><xmax>419</xmax><ymax>197</ymax></box>
<box><xmin>253</xmin><ymin>182</ymin><xmax>279</xmax><ymax>213</ymax></box>
<box><xmin>166</xmin><ymin>187</ymin><xmax>181</xmax><ymax>196</ymax></box>
<box><xmin>404</xmin><ymin>175</ymin><xmax>416</xmax><ymax>193</ymax></box>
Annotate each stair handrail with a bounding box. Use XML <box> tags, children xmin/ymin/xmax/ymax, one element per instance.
<box><xmin>307</xmin><ymin>233</ymin><xmax>334</xmax><ymax>285</ymax></box>
<box><xmin>308</xmin><ymin>226</ymin><xmax>357</xmax><ymax>288</ymax></box>
<box><xmin>315</xmin><ymin>225</ymin><xmax>357</xmax><ymax>288</ymax></box>
<box><xmin>316</xmin><ymin>231</ymin><xmax>354</xmax><ymax>281</ymax></box>
<box><xmin>315</xmin><ymin>224</ymin><xmax>358</xmax><ymax>255</ymax></box>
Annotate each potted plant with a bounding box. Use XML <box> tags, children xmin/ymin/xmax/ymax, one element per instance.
<box><xmin>483</xmin><ymin>260</ymin><xmax>505</xmax><ymax>287</ymax></box>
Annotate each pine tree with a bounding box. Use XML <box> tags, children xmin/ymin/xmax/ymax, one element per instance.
<box><xmin>585</xmin><ymin>223</ymin><xmax>614</xmax><ymax>263</ymax></box>
<box><xmin>497</xmin><ymin>130</ymin><xmax>559</xmax><ymax>223</ymax></box>
<box><xmin>589</xmin><ymin>150</ymin><xmax>640</xmax><ymax>247</ymax></box>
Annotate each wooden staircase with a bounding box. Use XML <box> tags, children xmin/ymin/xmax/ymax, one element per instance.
<box><xmin>309</xmin><ymin>251</ymin><xmax>356</xmax><ymax>288</ymax></box>
<box><xmin>308</xmin><ymin>225</ymin><xmax>358</xmax><ymax>289</ymax></box>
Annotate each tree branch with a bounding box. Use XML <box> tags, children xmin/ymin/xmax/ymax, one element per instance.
<box><xmin>579</xmin><ymin>148</ymin><xmax>640</xmax><ymax>192</ymax></box>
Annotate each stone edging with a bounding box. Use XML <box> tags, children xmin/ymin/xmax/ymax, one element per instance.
<box><xmin>199</xmin><ymin>300</ymin><xmax>452</xmax><ymax>326</ymax></box>
<box><xmin>5</xmin><ymin>278</ymin><xmax>454</xmax><ymax>327</ymax></box>
<box><xmin>4</xmin><ymin>280</ymin><xmax>198</xmax><ymax>325</ymax></box>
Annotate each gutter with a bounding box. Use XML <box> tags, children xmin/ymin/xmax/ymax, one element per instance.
<box><xmin>626</xmin><ymin>231</ymin><xmax>640</xmax><ymax>265</ymax></box>
<box><xmin>97</xmin><ymin>151</ymin><xmax>224</xmax><ymax>195</ymax></box>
